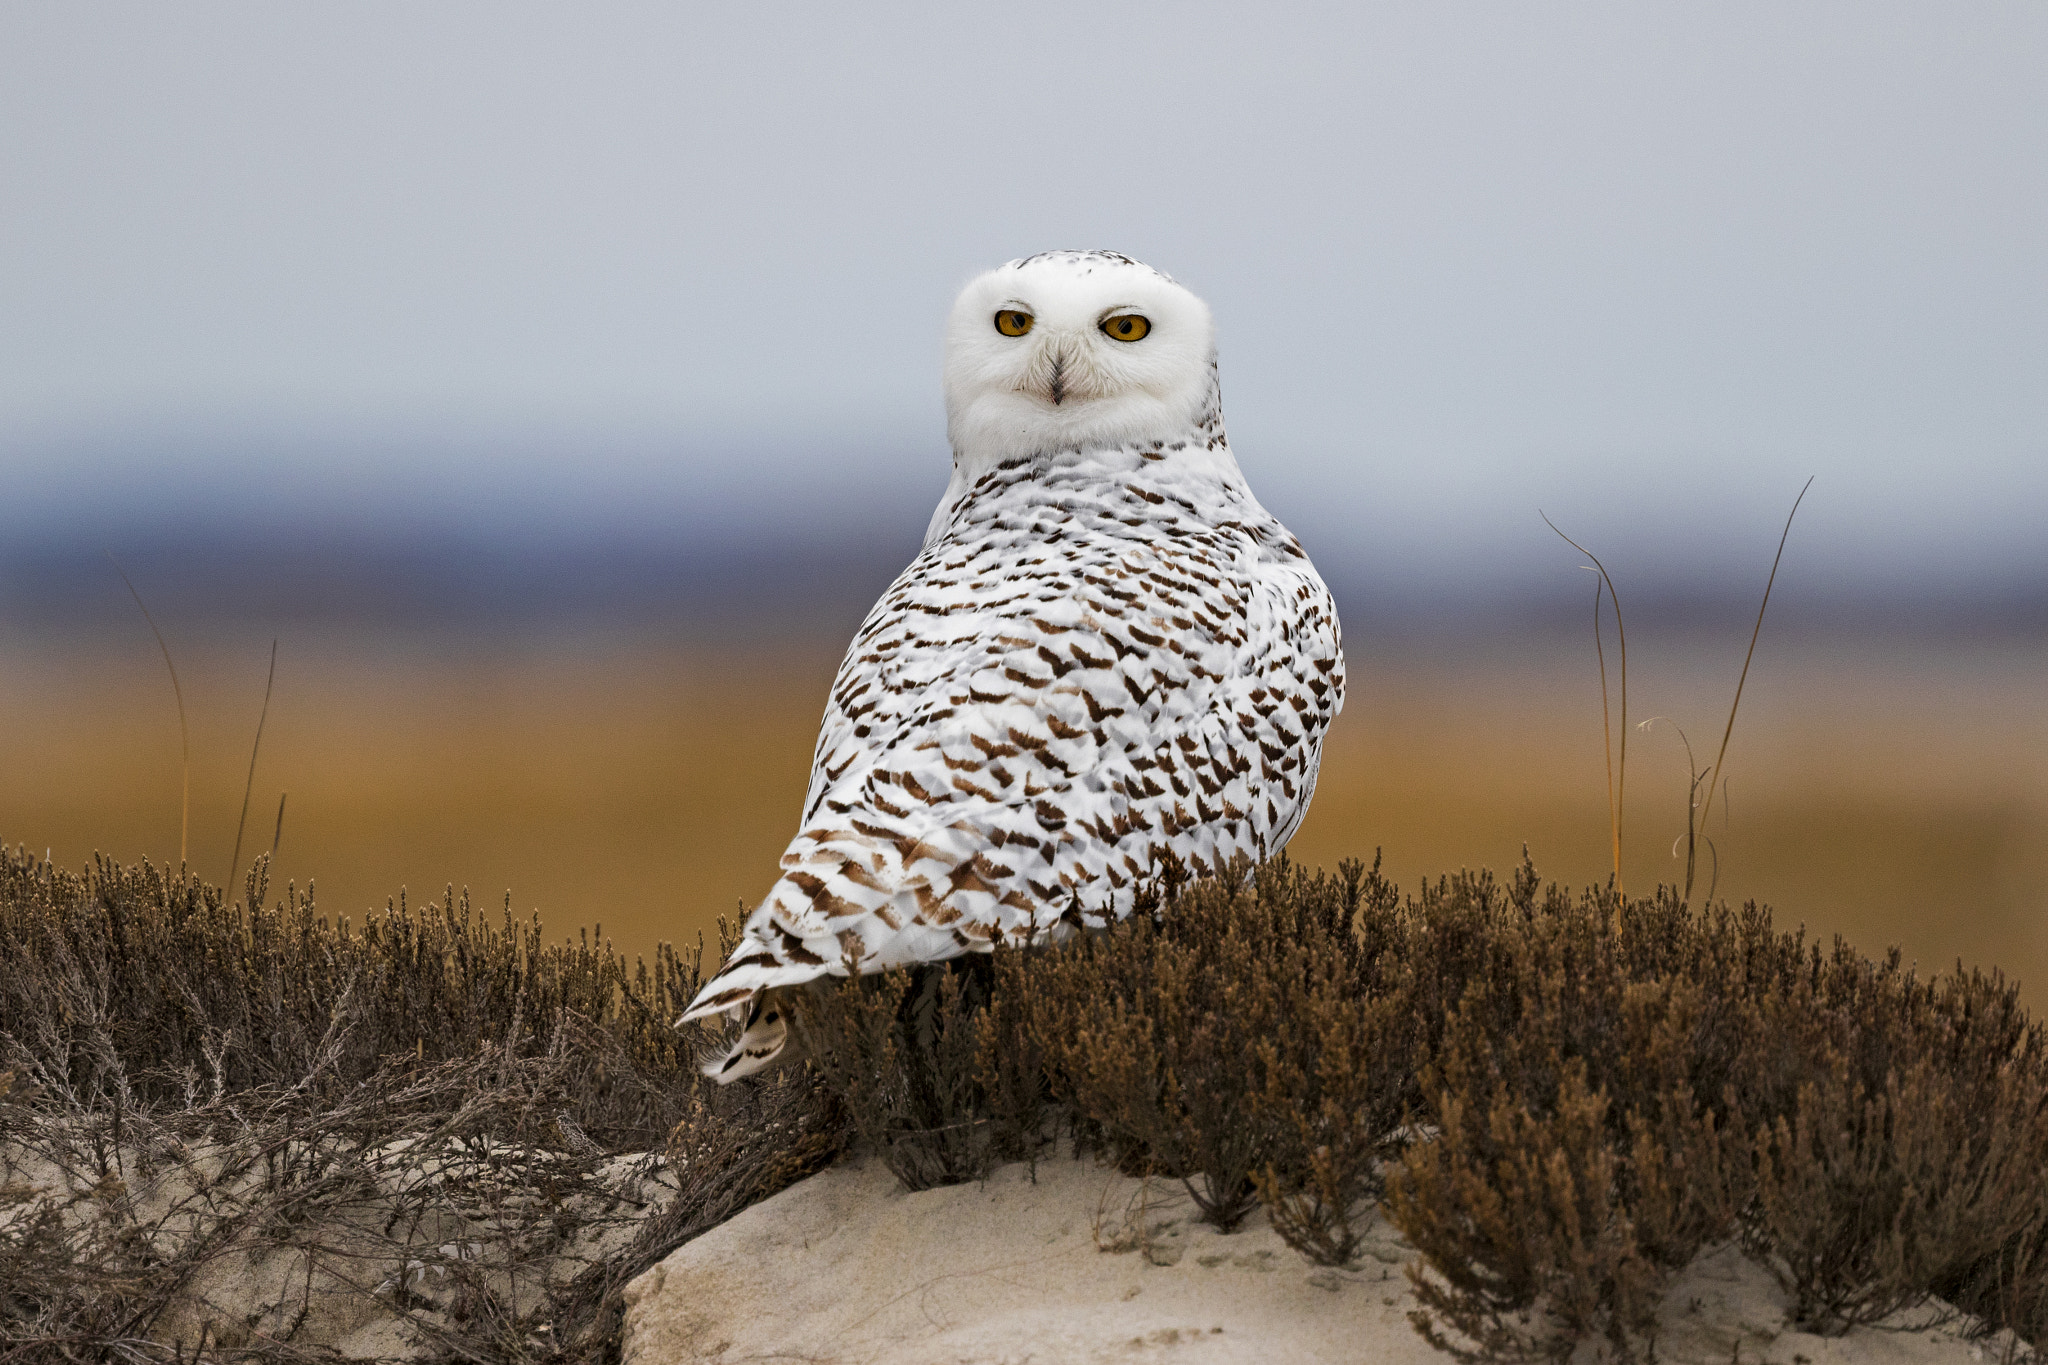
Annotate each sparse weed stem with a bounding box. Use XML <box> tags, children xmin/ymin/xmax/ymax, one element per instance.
<box><xmin>1693</xmin><ymin>476</ymin><xmax>1814</xmax><ymax>855</ymax></box>
<box><xmin>226</xmin><ymin>640</ymin><xmax>280</xmax><ymax>897</ymax></box>
<box><xmin>107</xmin><ymin>554</ymin><xmax>190</xmax><ymax>866</ymax></box>
<box><xmin>1542</xmin><ymin>514</ymin><xmax>1628</xmax><ymax>896</ymax></box>
<box><xmin>268</xmin><ymin>791</ymin><xmax>288</xmax><ymax>865</ymax></box>
<box><xmin>1554</xmin><ymin>476</ymin><xmax>1812</xmax><ymax>906</ymax></box>
<box><xmin>1637</xmin><ymin>716</ymin><xmax>1722</xmax><ymax>905</ymax></box>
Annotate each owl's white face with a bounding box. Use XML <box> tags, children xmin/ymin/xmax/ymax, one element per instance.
<box><xmin>943</xmin><ymin>251</ymin><xmax>1218</xmax><ymax>468</ymax></box>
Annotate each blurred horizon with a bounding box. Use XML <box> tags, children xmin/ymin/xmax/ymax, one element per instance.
<box><xmin>7</xmin><ymin>409</ymin><xmax>2047</xmax><ymax>639</ymax></box>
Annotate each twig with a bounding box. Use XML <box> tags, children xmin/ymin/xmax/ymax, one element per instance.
<box><xmin>1591</xmin><ymin>576</ymin><xmax>1617</xmax><ymax>886</ymax></box>
<box><xmin>1641</xmin><ymin>716</ymin><xmax>1708</xmax><ymax>893</ymax></box>
<box><xmin>271</xmin><ymin>791</ymin><xmax>289</xmax><ymax>862</ymax></box>
<box><xmin>108</xmin><ymin>553</ymin><xmax>190</xmax><ymax>866</ymax></box>
<box><xmin>1693</xmin><ymin>477</ymin><xmax>1813</xmax><ymax>849</ymax></box>
<box><xmin>1542</xmin><ymin>514</ymin><xmax>1627</xmax><ymax>895</ymax></box>
<box><xmin>228</xmin><ymin>639</ymin><xmax>280</xmax><ymax>896</ymax></box>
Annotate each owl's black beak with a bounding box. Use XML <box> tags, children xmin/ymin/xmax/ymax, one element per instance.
<box><xmin>1048</xmin><ymin>353</ymin><xmax>1066</xmax><ymax>406</ymax></box>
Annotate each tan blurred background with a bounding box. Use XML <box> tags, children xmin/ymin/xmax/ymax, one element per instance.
<box><xmin>6</xmin><ymin>618</ymin><xmax>2042</xmax><ymax>1010</ymax></box>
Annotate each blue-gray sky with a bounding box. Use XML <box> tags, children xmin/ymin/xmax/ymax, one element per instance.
<box><xmin>3</xmin><ymin>2</ymin><xmax>2044</xmax><ymax>606</ymax></box>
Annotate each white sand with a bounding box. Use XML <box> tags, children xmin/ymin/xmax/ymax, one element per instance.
<box><xmin>9</xmin><ymin>1124</ymin><xmax>2027</xmax><ymax>1362</ymax></box>
<box><xmin>622</xmin><ymin>1152</ymin><xmax>2026</xmax><ymax>1365</ymax></box>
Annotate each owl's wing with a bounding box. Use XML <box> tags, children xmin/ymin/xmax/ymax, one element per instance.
<box><xmin>679</xmin><ymin>526</ymin><xmax>1343</xmax><ymax>1022</ymax></box>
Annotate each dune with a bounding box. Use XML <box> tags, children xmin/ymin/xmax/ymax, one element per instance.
<box><xmin>621</xmin><ymin>1151</ymin><xmax>2022</xmax><ymax>1365</ymax></box>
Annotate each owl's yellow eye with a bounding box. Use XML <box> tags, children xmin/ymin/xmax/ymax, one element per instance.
<box><xmin>994</xmin><ymin>310</ymin><xmax>1035</xmax><ymax>337</ymax></box>
<box><xmin>1101</xmin><ymin>313</ymin><xmax>1150</xmax><ymax>342</ymax></box>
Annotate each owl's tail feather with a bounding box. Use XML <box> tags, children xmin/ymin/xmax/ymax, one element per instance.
<box><xmin>693</xmin><ymin>989</ymin><xmax>791</xmax><ymax>1084</ymax></box>
<box><xmin>676</xmin><ymin>934</ymin><xmax>847</xmax><ymax>1026</ymax></box>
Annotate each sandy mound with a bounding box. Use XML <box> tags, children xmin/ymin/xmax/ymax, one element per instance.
<box><xmin>622</xmin><ymin>1152</ymin><xmax>2023</xmax><ymax>1365</ymax></box>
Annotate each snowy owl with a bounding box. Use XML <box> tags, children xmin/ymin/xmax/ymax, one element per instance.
<box><xmin>679</xmin><ymin>250</ymin><xmax>1345</xmax><ymax>1080</ymax></box>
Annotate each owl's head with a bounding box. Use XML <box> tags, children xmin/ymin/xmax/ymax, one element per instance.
<box><xmin>943</xmin><ymin>251</ymin><xmax>1220</xmax><ymax>467</ymax></box>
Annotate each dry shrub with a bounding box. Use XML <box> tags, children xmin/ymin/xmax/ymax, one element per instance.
<box><xmin>0</xmin><ymin>848</ymin><xmax>708</xmax><ymax>1142</ymax></box>
<box><xmin>1391</xmin><ymin>986</ymin><xmax>1752</xmax><ymax>1362</ymax></box>
<box><xmin>789</xmin><ymin>956</ymin><xmax>1023</xmax><ymax>1191</ymax></box>
<box><xmin>1245</xmin><ymin>856</ymin><xmax>1413</xmax><ymax>1264</ymax></box>
<box><xmin>1009</xmin><ymin>855</ymin><xmax>1415</xmax><ymax>1238</ymax></box>
<box><xmin>1939</xmin><ymin>1221</ymin><xmax>2048</xmax><ymax>1360</ymax></box>
<box><xmin>1748</xmin><ymin>962</ymin><xmax>2048</xmax><ymax>1334</ymax></box>
<box><xmin>1393</xmin><ymin>1064</ymin><xmax>1640</xmax><ymax>1362</ymax></box>
<box><xmin>1385</xmin><ymin>864</ymin><xmax>1756</xmax><ymax>1361</ymax></box>
<box><xmin>972</xmin><ymin>943</ymin><xmax>1051</xmax><ymax>1168</ymax></box>
<box><xmin>1249</xmin><ymin>975</ymin><xmax>1413</xmax><ymax>1267</ymax></box>
<box><xmin>1383</xmin><ymin>863</ymin><xmax>2048</xmax><ymax>1362</ymax></box>
<box><xmin>11</xmin><ymin>838</ymin><xmax>2048</xmax><ymax>1363</ymax></box>
<box><xmin>0</xmin><ymin>845</ymin><xmax>846</xmax><ymax>1364</ymax></box>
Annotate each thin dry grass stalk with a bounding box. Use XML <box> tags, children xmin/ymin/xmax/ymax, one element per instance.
<box><xmin>226</xmin><ymin>639</ymin><xmax>280</xmax><ymax>895</ymax></box>
<box><xmin>1551</xmin><ymin>478</ymin><xmax>1814</xmax><ymax>905</ymax></box>
<box><xmin>1687</xmin><ymin>476</ymin><xmax>1814</xmax><ymax>897</ymax></box>
<box><xmin>106</xmin><ymin>555</ymin><xmax>191</xmax><ymax>866</ymax></box>
<box><xmin>1541</xmin><ymin>514</ymin><xmax>1628</xmax><ymax>896</ymax></box>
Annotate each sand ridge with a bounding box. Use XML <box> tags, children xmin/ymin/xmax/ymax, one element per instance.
<box><xmin>622</xmin><ymin>1152</ymin><xmax>2026</xmax><ymax>1365</ymax></box>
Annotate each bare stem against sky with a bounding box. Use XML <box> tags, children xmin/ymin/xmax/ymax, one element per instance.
<box><xmin>1542</xmin><ymin>513</ymin><xmax>1627</xmax><ymax>896</ymax></box>
<box><xmin>1694</xmin><ymin>477</ymin><xmax>1816</xmax><ymax>843</ymax></box>
<box><xmin>109</xmin><ymin>552</ymin><xmax>190</xmax><ymax>866</ymax></box>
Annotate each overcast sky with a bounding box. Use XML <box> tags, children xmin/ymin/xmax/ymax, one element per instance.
<box><xmin>3</xmin><ymin>2</ymin><xmax>2044</xmax><ymax>598</ymax></box>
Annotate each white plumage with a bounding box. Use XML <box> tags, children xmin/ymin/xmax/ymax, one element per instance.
<box><xmin>680</xmin><ymin>251</ymin><xmax>1345</xmax><ymax>1079</ymax></box>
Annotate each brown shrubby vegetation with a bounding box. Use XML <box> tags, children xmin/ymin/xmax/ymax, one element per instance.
<box><xmin>0</xmin><ymin>846</ymin><xmax>843</xmax><ymax>1364</ymax></box>
<box><xmin>1747</xmin><ymin>961</ymin><xmax>2048</xmax><ymax>1335</ymax></box>
<box><xmin>785</xmin><ymin>954</ymin><xmax>1041</xmax><ymax>1191</ymax></box>
<box><xmin>8</xmin><ymin>840</ymin><xmax>2047</xmax><ymax>1363</ymax></box>
<box><xmin>807</xmin><ymin>851</ymin><xmax>2048</xmax><ymax>1362</ymax></box>
<box><xmin>1011</xmin><ymin>856</ymin><xmax>1414</xmax><ymax>1242</ymax></box>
